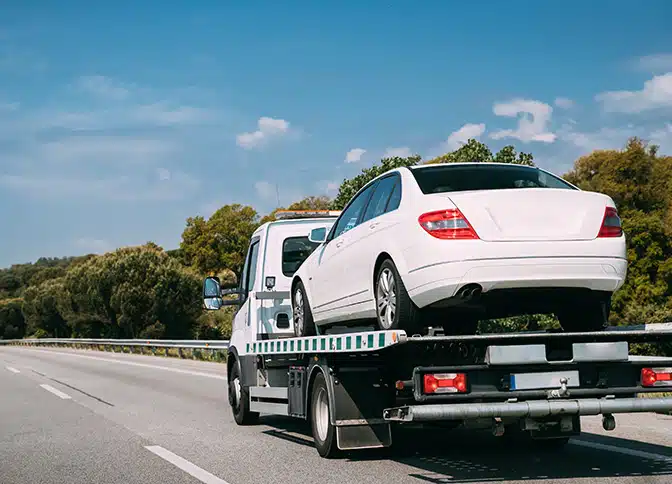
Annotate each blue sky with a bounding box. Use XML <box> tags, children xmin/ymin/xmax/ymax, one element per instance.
<box><xmin>2</xmin><ymin>1</ymin><xmax>672</xmax><ymax>267</ymax></box>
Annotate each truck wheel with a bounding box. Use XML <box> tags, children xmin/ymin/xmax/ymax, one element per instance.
<box><xmin>310</xmin><ymin>372</ymin><xmax>339</xmax><ymax>458</ymax></box>
<box><xmin>229</xmin><ymin>360</ymin><xmax>259</xmax><ymax>425</ymax></box>
<box><xmin>293</xmin><ymin>281</ymin><xmax>316</xmax><ymax>337</ymax></box>
<box><xmin>557</xmin><ymin>292</ymin><xmax>610</xmax><ymax>332</ymax></box>
<box><xmin>374</xmin><ymin>259</ymin><xmax>422</xmax><ymax>334</ymax></box>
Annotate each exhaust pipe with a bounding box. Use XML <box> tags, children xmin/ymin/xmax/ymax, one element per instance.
<box><xmin>456</xmin><ymin>284</ymin><xmax>483</xmax><ymax>300</ymax></box>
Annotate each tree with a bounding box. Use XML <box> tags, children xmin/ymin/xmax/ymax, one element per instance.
<box><xmin>425</xmin><ymin>139</ymin><xmax>535</xmax><ymax>166</ymax></box>
<box><xmin>331</xmin><ymin>155</ymin><xmax>422</xmax><ymax>210</ymax></box>
<box><xmin>180</xmin><ymin>204</ymin><xmax>260</xmax><ymax>276</ymax></box>
<box><xmin>260</xmin><ymin>195</ymin><xmax>333</xmax><ymax>224</ymax></box>
<box><xmin>0</xmin><ymin>298</ymin><xmax>26</xmax><ymax>339</ymax></box>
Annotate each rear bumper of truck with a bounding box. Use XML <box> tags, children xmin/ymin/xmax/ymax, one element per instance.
<box><xmin>383</xmin><ymin>396</ymin><xmax>672</xmax><ymax>422</ymax></box>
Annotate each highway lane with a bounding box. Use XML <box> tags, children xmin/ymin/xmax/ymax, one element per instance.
<box><xmin>1</xmin><ymin>346</ymin><xmax>671</xmax><ymax>484</ymax></box>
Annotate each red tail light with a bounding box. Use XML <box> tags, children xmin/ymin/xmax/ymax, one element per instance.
<box><xmin>598</xmin><ymin>207</ymin><xmax>623</xmax><ymax>238</ymax></box>
<box><xmin>423</xmin><ymin>373</ymin><xmax>467</xmax><ymax>394</ymax></box>
<box><xmin>418</xmin><ymin>209</ymin><xmax>479</xmax><ymax>240</ymax></box>
<box><xmin>641</xmin><ymin>367</ymin><xmax>672</xmax><ymax>387</ymax></box>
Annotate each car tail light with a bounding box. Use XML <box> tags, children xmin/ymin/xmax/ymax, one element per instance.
<box><xmin>418</xmin><ymin>209</ymin><xmax>479</xmax><ymax>240</ymax></box>
<box><xmin>423</xmin><ymin>373</ymin><xmax>467</xmax><ymax>393</ymax></box>
<box><xmin>641</xmin><ymin>368</ymin><xmax>672</xmax><ymax>387</ymax></box>
<box><xmin>598</xmin><ymin>207</ymin><xmax>623</xmax><ymax>238</ymax></box>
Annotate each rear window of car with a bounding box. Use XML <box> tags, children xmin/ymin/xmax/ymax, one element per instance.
<box><xmin>282</xmin><ymin>237</ymin><xmax>321</xmax><ymax>277</ymax></box>
<box><xmin>410</xmin><ymin>164</ymin><xmax>577</xmax><ymax>194</ymax></box>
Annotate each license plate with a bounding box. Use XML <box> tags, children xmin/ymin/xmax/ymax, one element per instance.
<box><xmin>510</xmin><ymin>370</ymin><xmax>580</xmax><ymax>391</ymax></box>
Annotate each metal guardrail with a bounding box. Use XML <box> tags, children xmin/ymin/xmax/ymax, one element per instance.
<box><xmin>0</xmin><ymin>338</ymin><xmax>229</xmax><ymax>356</ymax></box>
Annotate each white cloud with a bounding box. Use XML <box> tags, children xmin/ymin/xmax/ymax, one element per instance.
<box><xmin>0</xmin><ymin>170</ymin><xmax>199</xmax><ymax>201</ymax></box>
<box><xmin>445</xmin><ymin>123</ymin><xmax>486</xmax><ymax>151</ymax></box>
<box><xmin>254</xmin><ymin>180</ymin><xmax>278</xmax><ymax>202</ymax></box>
<box><xmin>651</xmin><ymin>123</ymin><xmax>672</xmax><ymax>153</ymax></box>
<box><xmin>554</xmin><ymin>97</ymin><xmax>575</xmax><ymax>109</ymax></box>
<box><xmin>344</xmin><ymin>148</ymin><xmax>366</xmax><ymax>163</ymax></box>
<box><xmin>557</xmin><ymin>124</ymin><xmax>639</xmax><ymax>152</ymax></box>
<box><xmin>595</xmin><ymin>73</ymin><xmax>672</xmax><ymax>113</ymax></box>
<box><xmin>315</xmin><ymin>179</ymin><xmax>340</xmax><ymax>196</ymax></box>
<box><xmin>37</xmin><ymin>136</ymin><xmax>174</xmax><ymax>164</ymax></box>
<box><xmin>490</xmin><ymin>99</ymin><xmax>556</xmax><ymax>143</ymax></box>
<box><xmin>633</xmin><ymin>54</ymin><xmax>672</xmax><ymax>72</ymax></box>
<box><xmin>74</xmin><ymin>237</ymin><xmax>113</xmax><ymax>254</ymax></box>
<box><xmin>383</xmin><ymin>146</ymin><xmax>413</xmax><ymax>158</ymax></box>
<box><xmin>75</xmin><ymin>75</ymin><xmax>130</xmax><ymax>100</ymax></box>
<box><xmin>236</xmin><ymin>116</ymin><xmax>291</xmax><ymax>149</ymax></box>
<box><xmin>157</xmin><ymin>168</ymin><xmax>171</xmax><ymax>181</ymax></box>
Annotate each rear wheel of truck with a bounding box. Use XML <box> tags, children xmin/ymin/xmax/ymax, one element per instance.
<box><xmin>229</xmin><ymin>359</ymin><xmax>259</xmax><ymax>425</ymax></box>
<box><xmin>310</xmin><ymin>372</ymin><xmax>339</xmax><ymax>458</ymax></box>
<box><xmin>556</xmin><ymin>292</ymin><xmax>611</xmax><ymax>332</ymax></box>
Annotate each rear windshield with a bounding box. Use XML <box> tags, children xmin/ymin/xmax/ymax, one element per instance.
<box><xmin>411</xmin><ymin>164</ymin><xmax>576</xmax><ymax>194</ymax></box>
<box><xmin>282</xmin><ymin>237</ymin><xmax>321</xmax><ymax>277</ymax></box>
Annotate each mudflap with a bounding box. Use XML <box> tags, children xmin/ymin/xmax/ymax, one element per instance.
<box><xmin>327</xmin><ymin>364</ymin><xmax>394</xmax><ymax>451</ymax></box>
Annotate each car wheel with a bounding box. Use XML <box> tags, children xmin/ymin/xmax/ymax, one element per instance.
<box><xmin>310</xmin><ymin>372</ymin><xmax>339</xmax><ymax>458</ymax></box>
<box><xmin>293</xmin><ymin>281</ymin><xmax>316</xmax><ymax>337</ymax></box>
<box><xmin>556</xmin><ymin>292</ymin><xmax>610</xmax><ymax>332</ymax></box>
<box><xmin>375</xmin><ymin>259</ymin><xmax>422</xmax><ymax>333</ymax></box>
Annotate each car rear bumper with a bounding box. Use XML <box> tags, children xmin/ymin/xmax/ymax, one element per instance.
<box><xmin>404</xmin><ymin>256</ymin><xmax>627</xmax><ymax>308</ymax></box>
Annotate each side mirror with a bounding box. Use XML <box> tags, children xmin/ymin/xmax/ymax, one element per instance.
<box><xmin>308</xmin><ymin>227</ymin><xmax>328</xmax><ymax>244</ymax></box>
<box><xmin>203</xmin><ymin>276</ymin><xmax>224</xmax><ymax>310</ymax></box>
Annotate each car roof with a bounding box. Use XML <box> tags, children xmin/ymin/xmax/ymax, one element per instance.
<box><xmin>409</xmin><ymin>162</ymin><xmax>539</xmax><ymax>170</ymax></box>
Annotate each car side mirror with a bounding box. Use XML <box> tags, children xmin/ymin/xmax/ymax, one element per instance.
<box><xmin>308</xmin><ymin>227</ymin><xmax>328</xmax><ymax>244</ymax></box>
<box><xmin>203</xmin><ymin>276</ymin><xmax>224</xmax><ymax>310</ymax></box>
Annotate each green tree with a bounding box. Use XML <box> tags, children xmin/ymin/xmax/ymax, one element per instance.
<box><xmin>426</xmin><ymin>139</ymin><xmax>535</xmax><ymax>166</ymax></box>
<box><xmin>22</xmin><ymin>278</ymin><xmax>69</xmax><ymax>338</ymax></box>
<box><xmin>180</xmin><ymin>204</ymin><xmax>260</xmax><ymax>276</ymax></box>
<box><xmin>0</xmin><ymin>298</ymin><xmax>26</xmax><ymax>339</ymax></box>
<box><xmin>331</xmin><ymin>155</ymin><xmax>422</xmax><ymax>210</ymax></box>
<box><xmin>260</xmin><ymin>195</ymin><xmax>333</xmax><ymax>224</ymax></box>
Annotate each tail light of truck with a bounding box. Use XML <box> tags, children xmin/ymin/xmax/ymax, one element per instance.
<box><xmin>598</xmin><ymin>207</ymin><xmax>623</xmax><ymax>238</ymax></box>
<box><xmin>423</xmin><ymin>373</ymin><xmax>467</xmax><ymax>394</ymax></box>
<box><xmin>641</xmin><ymin>367</ymin><xmax>672</xmax><ymax>387</ymax></box>
<box><xmin>418</xmin><ymin>209</ymin><xmax>479</xmax><ymax>240</ymax></box>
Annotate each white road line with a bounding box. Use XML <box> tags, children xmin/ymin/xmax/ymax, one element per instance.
<box><xmin>16</xmin><ymin>348</ymin><xmax>227</xmax><ymax>380</ymax></box>
<box><xmin>39</xmin><ymin>384</ymin><xmax>72</xmax><ymax>400</ymax></box>
<box><xmin>6</xmin><ymin>366</ymin><xmax>20</xmax><ymax>373</ymax></box>
<box><xmin>145</xmin><ymin>445</ymin><xmax>231</xmax><ymax>484</ymax></box>
<box><xmin>571</xmin><ymin>439</ymin><xmax>672</xmax><ymax>463</ymax></box>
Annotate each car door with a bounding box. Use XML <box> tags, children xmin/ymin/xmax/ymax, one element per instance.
<box><xmin>232</xmin><ymin>236</ymin><xmax>261</xmax><ymax>341</ymax></box>
<box><xmin>310</xmin><ymin>183</ymin><xmax>376</xmax><ymax>322</ymax></box>
<box><xmin>344</xmin><ymin>174</ymin><xmax>402</xmax><ymax>317</ymax></box>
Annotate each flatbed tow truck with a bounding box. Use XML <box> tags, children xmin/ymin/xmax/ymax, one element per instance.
<box><xmin>203</xmin><ymin>211</ymin><xmax>672</xmax><ymax>458</ymax></box>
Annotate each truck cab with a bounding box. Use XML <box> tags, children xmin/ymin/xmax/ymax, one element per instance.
<box><xmin>203</xmin><ymin>211</ymin><xmax>339</xmax><ymax>352</ymax></box>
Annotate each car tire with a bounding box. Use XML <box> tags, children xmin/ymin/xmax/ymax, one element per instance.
<box><xmin>556</xmin><ymin>292</ymin><xmax>610</xmax><ymax>332</ymax></box>
<box><xmin>293</xmin><ymin>281</ymin><xmax>316</xmax><ymax>337</ymax></box>
<box><xmin>229</xmin><ymin>359</ymin><xmax>259</xmax><ymax>426</ymax></box>
<box><xmin>310</xmin><ymin>372</ymin><xmax>339</xmax><ymax>458</ymax></box>
<box><xmin>374</xmin><ymin>259</ymin><xmax>422</xmax><ymax>334</ymax></box>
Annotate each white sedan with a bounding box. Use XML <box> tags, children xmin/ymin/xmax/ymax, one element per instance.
<box><xmin>291</xmin><ymin>162</ymin><xmax>626</xmax><ymax>337</ymax></box>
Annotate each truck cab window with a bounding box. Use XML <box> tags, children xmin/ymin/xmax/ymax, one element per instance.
<box><xmin>282</xmin><ymin>237</ymin><xmax>320</xmax><ymax>277</ymax></box>
<box><xmin>245</xmin><ymin>240</ymin><xmax>261</xmax><ymax>293</ymax></box>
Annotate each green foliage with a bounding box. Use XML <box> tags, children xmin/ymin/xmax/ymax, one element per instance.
<box><xmin>426</xmin><ymin>139</ymin><xmax>535</xmax><ymax>166</ymax></box>
<box><xmin>331</xmin><ymin>155</ymin><xmax>422</xmax><ymax>210</ymax></box>
<box><xmin>260</xmin><ymin>195</ymin><xmax>333</xmax><ymax>224</ymax></box>
<box><xmin>180</xmin><ymin>204</ymin><xmax>260</xmax><ymax>276</ymax></box>
<box><xmin>0</xmin><ymin>298</ymin><xmax>26</xmax><ymax>339</ymax></box>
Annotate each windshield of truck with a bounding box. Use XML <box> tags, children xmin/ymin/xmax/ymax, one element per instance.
<box><xmin>282</xmin><ymin>236</ymin><xmax>321</xmax><ymax>276</ymax></box>
<box><xmin>411</xmin><ymin>164</ymin><xmax>577</xmax><ymax>194</ymax></box>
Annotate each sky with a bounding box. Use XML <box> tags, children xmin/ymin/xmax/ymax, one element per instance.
<box><xmin>1</xmin><ymin>1</ymin><xmax>672</xmax><ymax>268</ymax></box>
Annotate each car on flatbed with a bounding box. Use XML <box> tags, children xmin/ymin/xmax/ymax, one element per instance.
<box><xmin>290</xmin><ymin>162</ymin><xmax>627</xmax><ymax>338</ymax></box>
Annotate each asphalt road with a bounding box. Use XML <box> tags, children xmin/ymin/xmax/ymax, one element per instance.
<box><xmin>1</xmin><ymin>346</ymin><xmax>671</xmax><ymax>484</ymax></box>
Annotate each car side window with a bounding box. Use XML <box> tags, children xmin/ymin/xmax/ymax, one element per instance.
<box><xmin>331</xmin><ymin>184</ymin><xmax>376</xmax><ymax>239</ymax></box>
<box><xmin>385</xmin><ymin>178</ymin><xmax>401</xmax><ymax>212</ymax></box>
<box><xmin>362</xmin><ymin>175</ymin><xmax>397</xmax><ymax>222</ymax></box>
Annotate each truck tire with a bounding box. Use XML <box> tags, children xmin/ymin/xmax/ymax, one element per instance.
<box><xmin>557</xmin><ymin>292</ymin><xmax>610</xmax><ymax>332</ymax></box>
<box><xmin>229</xmin><ymin>359</ymin><xmax>259</xmax><ymax>425</ymax></box>
<box><xmin>374</xmin><ymin>259</ymin><xmax>422</xmax><ymax>334</ymax></box>
<box><xmin>310</xmin><ymin>372</ymin><xmax>339</xmax><ymax>458</ymax></box>
<box><xmin>293</xmin><ymin>281</ymin><xmax>316</xmax><ymax>337</ymax></box>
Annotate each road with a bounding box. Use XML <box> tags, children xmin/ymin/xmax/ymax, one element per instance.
<box><xmin>1</xmin><ymin>346</ymin><xmax>671</xmax><ymax>484</ymax></box>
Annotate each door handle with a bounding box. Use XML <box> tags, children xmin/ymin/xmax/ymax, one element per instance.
<box><xmin>369</xmin><ymin>222</ymin><xmax>380</xmax><ymax>229</ymax></box>
<box><xmin>335</xmin><ymin>241</ymin><xmax>343</xmax><ymax>248</ymax></box>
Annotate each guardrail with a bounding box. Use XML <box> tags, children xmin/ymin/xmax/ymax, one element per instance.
<box><xmin>0</xmin><ymin>338</ymin><xmax>230</xmax><ymax>359</ymax></box>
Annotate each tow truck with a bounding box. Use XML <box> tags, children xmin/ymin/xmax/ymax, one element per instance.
<box><xmin>202</xmin><ymin>210</ymin><xmax>672</xmax><ymax>458</ymax></box>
